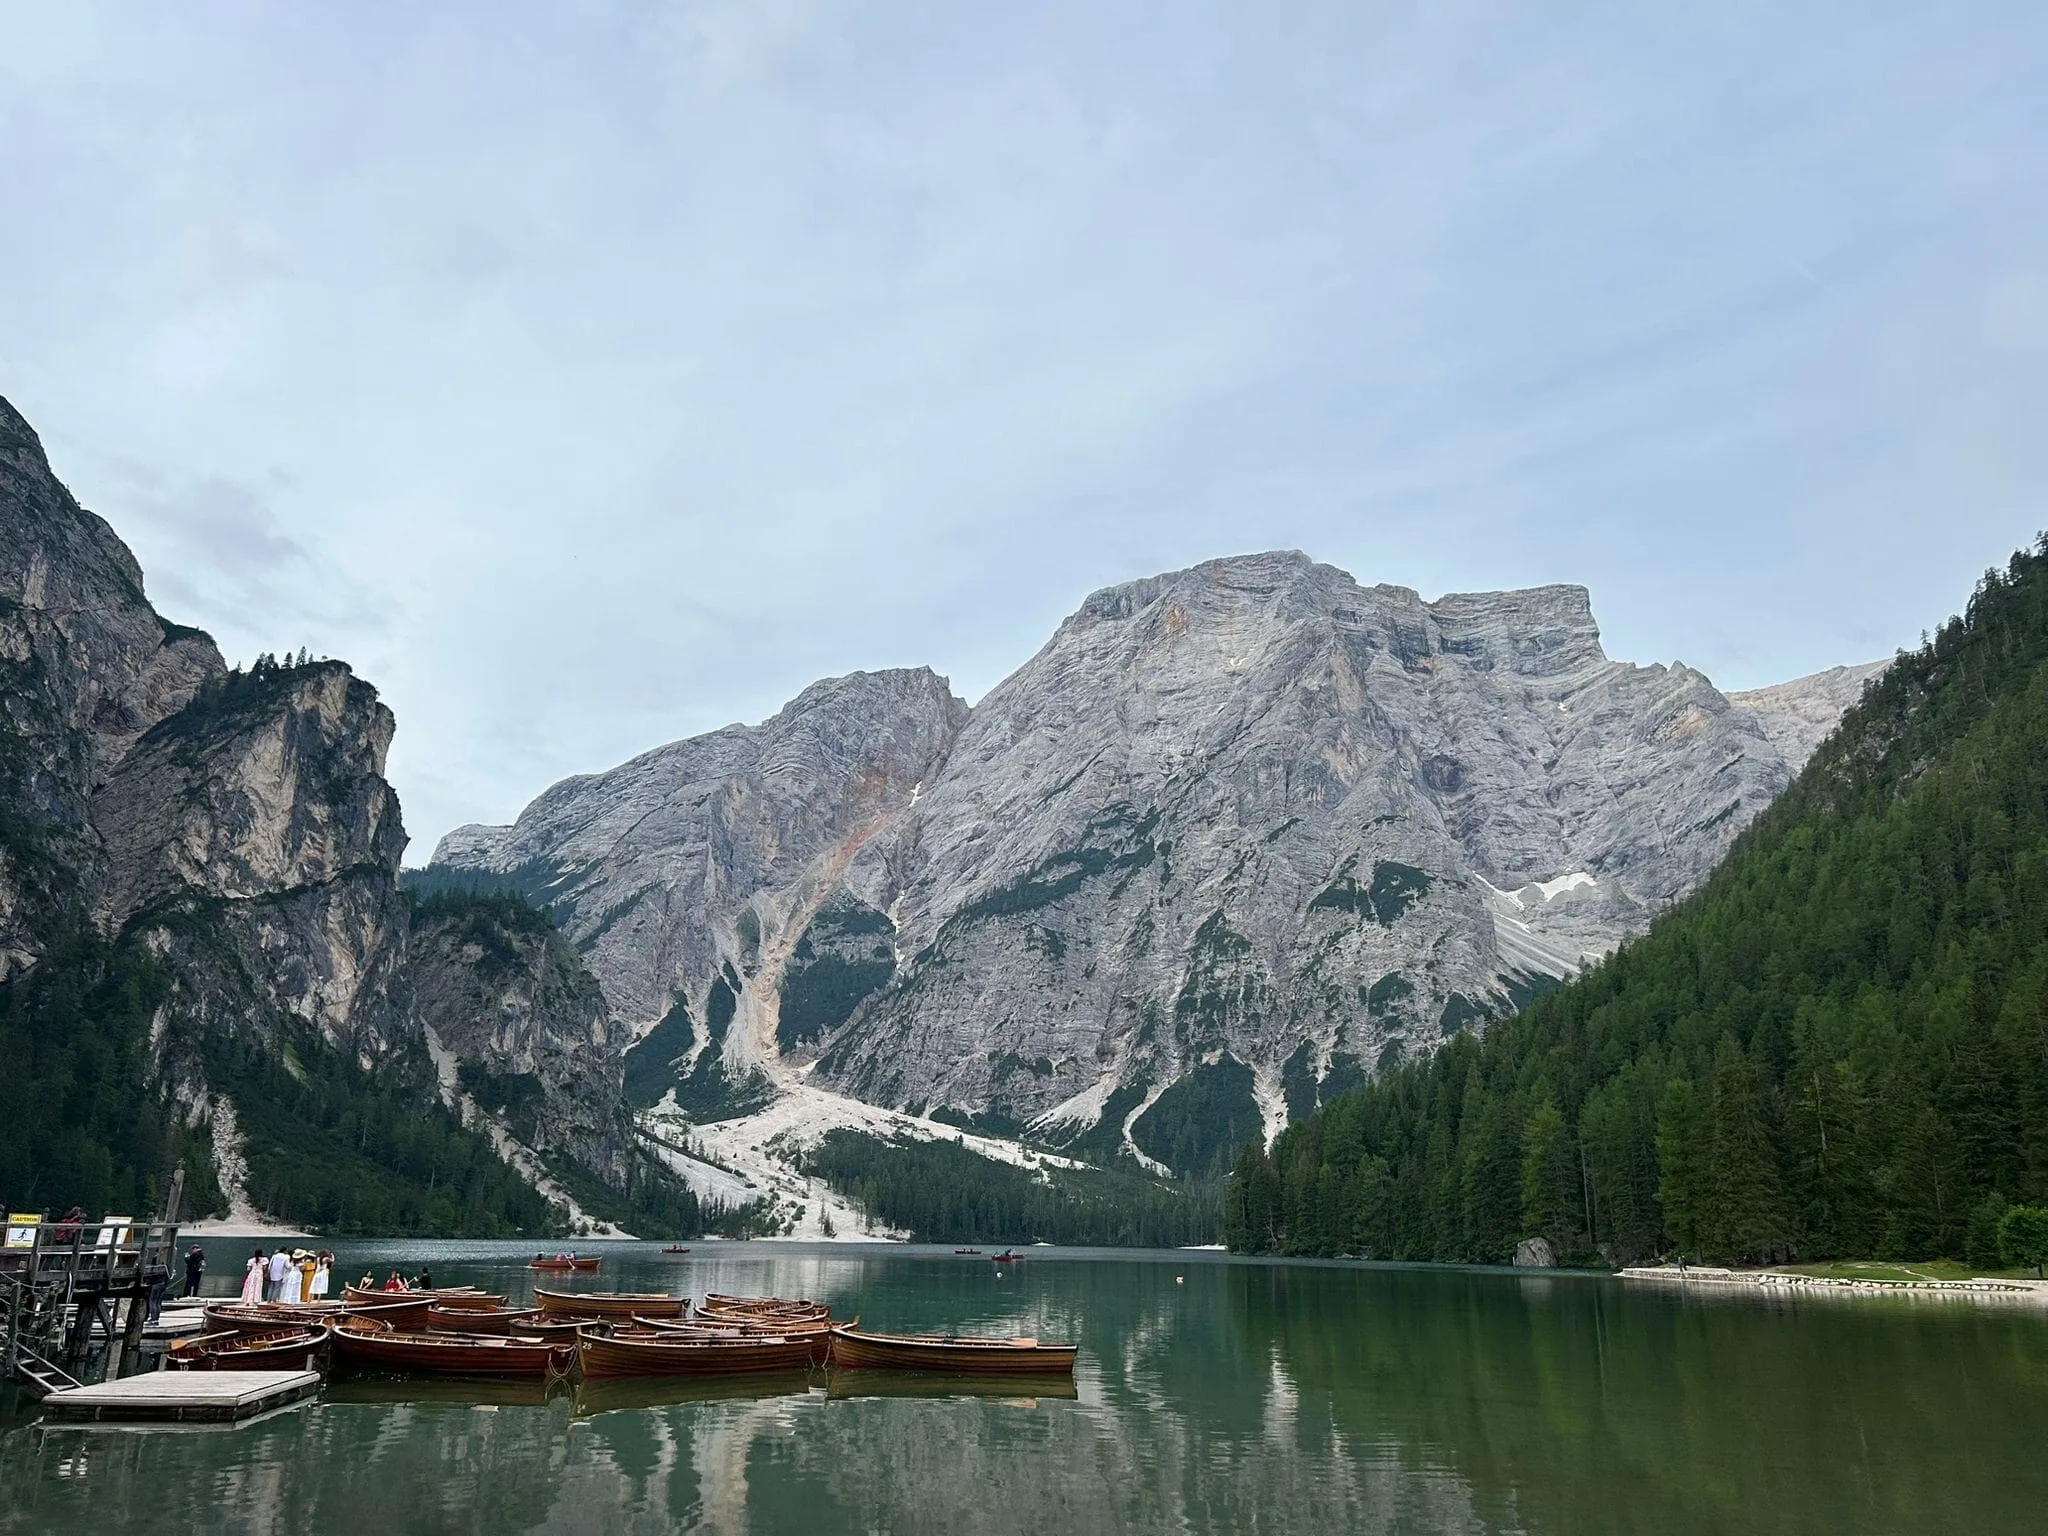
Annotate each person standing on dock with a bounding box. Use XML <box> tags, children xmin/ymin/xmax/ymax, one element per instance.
<box><xmin>266</xmin><ymin>1247</ymin><xmax>290</xmax><ymax>1301</ymax></box>
<box><xmin>183</xmin><ymin>1245</ymin><xmax>205</xmax><ymax>1297</ymax></box>
<box><xmin>309</xmin><ymin>1252</ymin><xmax>331</xmax><ymax>1300</ymax></box>
<box><xmin>241</xmin><ymin>1251</ymin><xmax>265</xmax><ymax>1303</ymax></box>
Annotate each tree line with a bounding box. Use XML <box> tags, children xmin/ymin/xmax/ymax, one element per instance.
<box><xmin>1230</xmin><ymin>538</ymin><xmax>2048</xmax><ymax>1269</ymax></box>
<box><xmin>806</xmin><ymin>1129</ymin><xmax>1221</xmax><ymax>1247</ymax></box>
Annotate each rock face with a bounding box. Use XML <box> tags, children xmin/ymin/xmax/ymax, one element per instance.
<box><xmin>434</xmin><ymin>550</ymin><xmax>1882</xmax><ymax>1176</ymax></box>
<box><xmin>400</xmin><ymin>892</ymin><xmax>638</xmax><ymax>1187</ymax></box>
<box><xmin>435</xmin><ymin>667</ymin><xmax>969</xmax><ymax>1029</ymax></box>
<box><xmin>0</xmin><ymin>396</ymin><xmax>221</xmax><ymax>978</ymax></box>
<box><xmin>1729</xmin><ymin>662</ymin><xmax>1888</xmax><ymax>771</ymax></box>
<box><xmin>0</xmin><ymin>393</ymin><xmax>653</xmax><ymax>1224</ymax></box>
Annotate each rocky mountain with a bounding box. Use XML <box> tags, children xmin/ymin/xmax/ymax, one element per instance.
<box><xmin>0</xmin><ymin>393</ymin><xmax>677</xmax><ymax>1233</ymax></box>
<box><xmin>432</xmin><ymin>551</ymin><xmax>1881</xmax><ymax>1179</ymax></box>
<box><xmin>1729</xmin><ymin>662</ymin><xmax>1891</xmax><ymax>769</ymax></box>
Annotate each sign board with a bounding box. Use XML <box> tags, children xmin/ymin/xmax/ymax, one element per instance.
<box><xmin>4</xmin><ymin>1214</ymin><xmax>40</xmax><ymax>1249</ymax></box>
<box><xmin>99</xmin><ymin>1216</ymin><xmax>134</xmax><ymax>1250</ymax></box>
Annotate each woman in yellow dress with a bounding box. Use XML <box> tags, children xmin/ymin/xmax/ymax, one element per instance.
<box><xmin>297</xmin><ymin>1250</ymin><xmax>318</xmax><ymax>1304</ymax></box>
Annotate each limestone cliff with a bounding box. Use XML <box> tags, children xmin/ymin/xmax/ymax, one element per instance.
<box><xmin>433</xmin><ymin>550</ymin><xmax>1883</xmax><ymax>1176</ymax></box>
<box><xmin>0</xmin><ymin>394</ymin><xmax>662</xmax><ymax>1230</ymax></box>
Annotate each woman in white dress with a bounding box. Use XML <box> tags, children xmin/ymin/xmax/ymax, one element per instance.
<box><xmin>310</xmin><ymin>1252</ymin><xmax>331</xmax><ymax>1299</ymax></box>
<box><xmin>280</xmin><ymin>1250</ymin><xmax>304</xmax><ymax>1305</ymax></box>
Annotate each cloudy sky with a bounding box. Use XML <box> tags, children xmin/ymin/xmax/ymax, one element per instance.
<box><xmin>3</xmin><ymin>2</ymin><xmax>2044</xmax><ymax>855</ymax></box>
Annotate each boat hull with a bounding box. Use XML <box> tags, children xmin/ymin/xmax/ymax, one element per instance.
<box><xmin>168</xmin><ymin>1327</ymin><xmax>326</xmax><ymax>1372</ymax></box>
<box><xmin>578</xmin><ymin>1332</ymin><xmax>818</xmax><ymax>1379</ymax></box>
<box><xmin>329</xmin><ymin>1319</ymin><xmax>574</xmax><ymax>1379</ymax></box>
<box><xmin>534</xmin><ymin>1287</ymin><xmax>686</xmax><ymax>1319</ymax></box>
<box><xmin>827</xmin><ymin>1326</ymin><xmax>1078</xmax><ymax>1374</ymax></box>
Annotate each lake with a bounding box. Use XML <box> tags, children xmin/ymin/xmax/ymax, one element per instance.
<box><xmin>4</xmin><ymin>1242</ymin><xmax>2043</xmax><ymax>1534</ymax></box>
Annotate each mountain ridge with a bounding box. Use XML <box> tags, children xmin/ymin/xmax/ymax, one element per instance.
<box><xmin>430</xmin><ymin>546</ymin><xmax>1880</xmax><ymax>1179</ymax></box>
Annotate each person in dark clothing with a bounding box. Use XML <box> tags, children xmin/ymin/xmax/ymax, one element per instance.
<box><xmin>415</xmin><ymin>1267</ymin><xmax>433</xmax><ymax>1290</ymax></box>
<box><xmin>182</xmin><ymin>1246</ymin><xmax>206</xmax><ymax>1297</ymax></box>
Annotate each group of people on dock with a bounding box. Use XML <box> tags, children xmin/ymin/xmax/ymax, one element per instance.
<box><xmin>241</xmin><ymin>1248</ymin><xmax>333</xmax><ymax>1304</ymax></box>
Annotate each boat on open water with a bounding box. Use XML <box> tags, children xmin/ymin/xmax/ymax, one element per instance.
<box><xmin>528</xmin><ymin>1256</ymin><xmax>602</xmax><ymax>1272</ymax></box>
<box><xmin>827</xmin><ymin>1323</ymin><xmax>1078</xmax><ymax>1374</ymax></box>
<box><xmin>578</xmin><ymin>1329</ymin><xmax>819</xmax><ymax>1379</ymax></box>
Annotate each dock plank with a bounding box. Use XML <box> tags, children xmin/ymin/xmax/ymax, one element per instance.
<box><xmin>42</xmin><ymin>1370</ymin><xmax>319</xmax><ymax>1423</ymax></box>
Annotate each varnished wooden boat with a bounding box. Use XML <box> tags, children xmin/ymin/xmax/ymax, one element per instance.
<box><xmin>427</xmin><ymin>1291</ymin><xmax>509</xmax><ymax>1311</ymax></box>
<box><xmin>637</xmin><ymin>1314</ymin><xmax>836</xmax><ymax>1363</ymax></box>
<box><xmin>328</xmin><ymin>1314</ymin><xmax>575</xmax><ymax>1378</ymax></box>
<box><xmin>700</xmin><ymin>1292</ymin><xmax>824</xmax><ymax>1315</ymax></box>
<box><xmin>167</xmin><ymin>1326</ymin><xmax>327</xmax><ymax>1371</ymax></box>
<box><xmin>425</xmin><ymin>1304</ymin><xmax>542</xmax><ymax>1335</ymax></box>
<box><xmin>203</xmin><ymin>1301</ymin><xmax>343</xmax><ymax>1333</ymax></box>
<box><xmin>827</xmin><ymin>1324</ymin><xmax>1078</xmax><ymax>1374</ymax></box>
<box><xmin>577</xmin><ymin>1329</ymin><xmax>818</xmax><ymax>1379</ymax></box>
<box><xmin>534</xmin><ymin>1287</ymin><xmax>686</xmax><ymax>1319</ymax></box>
<box><xmin>660</xmin><ymin>1246</ymin><xmax>691</xmax><ymax>1255</ymax></box>
<box><xmin>340</xmin><ymin>1296</ymin><xmax>435</xmax><ymax>1330</ymax></box>
<box><xmin>527</xmin><ymin>1256</ymin><xmax>602</xmax><ymax>1272</ymax></box>
<box><xmin>695</xmin><ymin>1294</ymin><xmax>831</xmax><ymax>1325</ymax></box>
<box><xmin>511</xmin><ymin>1318</ymin><xmax>589</xmax><ymax>1346</ymax></box>
<box><xmin>341</xmin><ymin>1283</ymin><xmax>492</xmax><ymax>1307</ymax></box>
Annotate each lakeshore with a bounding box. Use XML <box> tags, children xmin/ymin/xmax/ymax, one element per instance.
<box><xmin>1620</xmin><ymin>1263</ymin><xmax>2048</xmax><ymax>1305</ymax></box>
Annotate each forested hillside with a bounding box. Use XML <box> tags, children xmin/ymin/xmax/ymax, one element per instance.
<box><xmin>1229</xmin><ymin>538</ymin><xmax>2048</xmax><ymax>1267</ymax></box>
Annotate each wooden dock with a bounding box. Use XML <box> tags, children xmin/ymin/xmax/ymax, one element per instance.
<box><xmin>41</xmin><ymin>1370</ymin><xmax>320</xmax><ymax>1424</ymax></box>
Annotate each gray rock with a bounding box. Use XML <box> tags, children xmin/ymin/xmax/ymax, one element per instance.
<box><xmin>436</xmin><ymin>550</ymin><xmax>1884</xmax><ymax>1175</ymax></box>
<box><xmin>0</xmin><ymin>395</ymin><xmax>221</xmax><ymax>977</ymax></box>
<box><xmin>1515</xmin><ymin>1236</ymin><xmax>1557</xmax><ymax>1268</ymax></box>
<box><xmin>1730</xmin><ymin>662</ymin><xmax>1889</xmax><ymax>771</ymax></box>
<box><xmin>0</xmin><ymin>394</ymin><xmax>662</xmax><ymax>1224</ymax></box>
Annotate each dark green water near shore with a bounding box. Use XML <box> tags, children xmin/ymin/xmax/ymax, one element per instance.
<box><xmin>4</xmin><ymin>1243</ymin><xmax>2044</xmax><ymax>1534</ymax></box>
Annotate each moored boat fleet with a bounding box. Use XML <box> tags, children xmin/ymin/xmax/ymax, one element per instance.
<box><xmin>165</xmin><ymin>1282</ymin><xmax>1079</xmax><ymax>1394</ymax></box>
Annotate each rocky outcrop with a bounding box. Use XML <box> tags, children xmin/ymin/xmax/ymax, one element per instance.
<box><xmin>435</xmin><ymin>667</ymin><xmax>969</xmax><ymax>1028</ymax></box>
<box><xmin>0</xmin><ymin>395</ymin><xmax>220</xmax><ymax>977</ymax></box>
<box><xmin>400</xmin><ymin>891</ymin><xmax>636</xmax><ymax>1186</ymax></box>
<box><xmin>1730</xmin><ymin>662</ymin><xmax>1889</xmax><ymax>771</ymax></box>
<box><xmin>433</xmin><ymin>550</ymin><xmax>1884</xmax><ymax>1176</ymax></box>
<box><xmin>0</xmin><ymin>393</ymin><xmax>666</xmax><ymax>1227</ymax></box>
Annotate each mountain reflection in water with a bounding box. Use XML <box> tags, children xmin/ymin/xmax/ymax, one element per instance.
<box><xmin>3</xmin><ymin>1243</ymin><xmax>2044</xmax><ymax>1535</ymax></box>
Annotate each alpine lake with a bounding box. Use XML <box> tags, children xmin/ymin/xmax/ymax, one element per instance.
<box><xmin>3</xmin><ymin>1243</ymin><xmax>2043</xmax><ymax>1534</ymax></box>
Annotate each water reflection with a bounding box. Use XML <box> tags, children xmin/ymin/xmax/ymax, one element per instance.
<box><xmin>3</xmin><ymin>1243</ymin><xmax>2044</xmax><ymax>1535</ymax></box>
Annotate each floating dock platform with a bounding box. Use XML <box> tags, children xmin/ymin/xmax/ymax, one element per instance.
<box><xmin>41</xmin><ymin>1370</ymin><xmax>320</xmax><ymax>1423</ymax></box>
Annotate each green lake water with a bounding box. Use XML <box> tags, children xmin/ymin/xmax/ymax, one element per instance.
<box><xmin>4</xmin><ymin>1242</ymin><xmax>2044</xmax><ymax>1534</ymax></box>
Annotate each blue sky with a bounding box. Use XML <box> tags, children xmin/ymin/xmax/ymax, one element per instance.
<box><xmin>3</xmin><ymin>1</ymin><xmax>2044</xmax><ymax>853</ymax></box>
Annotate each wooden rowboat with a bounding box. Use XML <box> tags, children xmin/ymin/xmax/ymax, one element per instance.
<box><xmin>425</xmin><ymin>1304</ymin><xmax>542</xmax><ymax>1335</ymax></box>
<box><xmin>577</xmin><ymin>1330</ymin><xmax>818</xmax><ymax>1379</ymax></box>
<box><xmin>660</xmin><ymin>1246</ymin><xmax>691</xmax><ymax>1255</ymax></box>
<box><xmin>327</xmin><ymin>1315</ymin><xmax>574</xmax><ymax>1379</ymax></box>
<box><xmin>637</xmin><ymin>1314</ymin><xmax>837</xmax><ymax>1364</ymax></box>
<box><xmin>342</xmin><ymin>1284</ymin><xmax>493</xmax><ymax>1307</ymax></box>
<box><xmin>534</xmin><ymin>1287</ymin><xmax>686</xmax><ymax>1319</ymax></box>
<box><xmin>827</xmin><ymin>1324</ymin><xmax>1078</xmax><ymax>1374</ymax></box>
<box><xmin>203</xmin><ymin>1301</ymin><xmax>342</xmax><ymax>1333</ymax></box>
<box><xmin>528</xmin><ymin>1257</ymin><xmax>602</xmax><ymax>1272</ymax></box>
<box><xmin>700</xmin><ymin>1292</ymin><xmax>823</xmax><ymax>1314</ymax></box>
<box><xmin>167</xmin><ymin>1326</ymin><xmax>327</xmax><ymax>1371</ymax></box>
<box><xmin>428</xmin><ymin>1291</ymin><xmax>510</xmax><ymax>1311</ymax></box>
